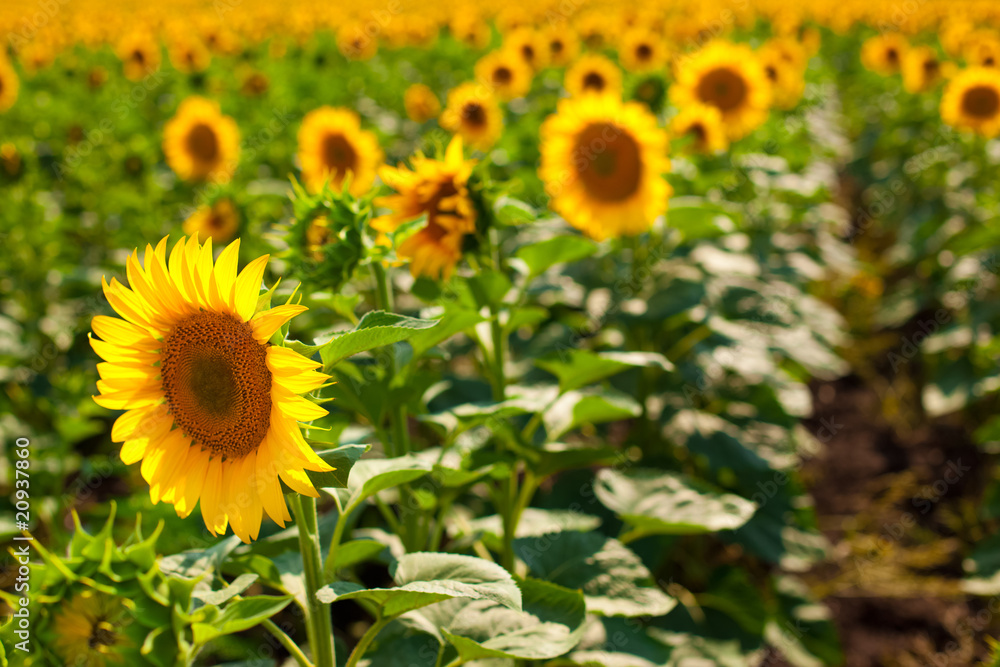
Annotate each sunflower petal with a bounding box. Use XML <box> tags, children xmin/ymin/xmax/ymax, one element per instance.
<box><xmin>251</xmin><ymin>304</ymin><xmax>308</xmax><ymax>343</ymax></box>
<box><xmin>234</xmin><ymin>254</ymin><xmax>269</xmax><ymax>322</ymax></box>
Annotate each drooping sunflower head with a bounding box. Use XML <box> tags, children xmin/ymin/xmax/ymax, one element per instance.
<box><xmin>902</xmin><ymin>45</ymin><xmax>945</xmax><ymax>94</ymax></box>
<box><xmin>504</xmin><ymin>28</ymin><xmax>550</xmax><ymax>71</ymax></box>
<box><xmin>860</xmin><ymin>32</ymin><xmax>908</xmax><ymax>75</ymax></box>
<box><xmin>163</xmin><ymin>96</ymin><xmax>240</xmax><ymax>183</ymax></box>
<box><xmin>670</xmin><ymin>103</ymin><xmax>729</xmax><ymax>154</ymax></box>
<box><xmin>941</xmin><ymin>67</ymin><xmax>1000</xmax><ymax>137</ymax></box>
<box><xmin>338</xmin><ymin>21</ymin><xmax>378</xmax><ymax>61</ymax></box>
<box><xmin>182</xmin><ymin>198</ymin><xmax>240</xmax><ymax>244</ymax></box>
<box><xmin>539</xmin><ymin>94</ymin><xmax>672</xmax><ymax>240</ymax></box>
<box><xmin>297</xmin><ymin>106</ymin><xmax>383</xmax><ymax>195</ymax></box>
<box><xmin>0</xmin><ymin>59</ymin><xmax>20</xmax><ymax>113</ymax></box>
<box><xmin>90</xmin><ymin>235</ymin><xmax>334</xmax><ymax>542</ymax></box>
<box><xmin>404</xmin><ymin>83</ymin><xmax>441</xmax><ymax>123</ymax></box>
<box><xmin>619</xmin><ymin>28</ymin><xmax>667</xmax><ymax>73</ymax></box>
<box><xmin>440</xmin><ymin>82</ymin><xmax>503</xmax><ymax>152</ymax></box>
<box><xmin>544</xmin><ymin>26</ymin><xmax>580</xmax><ymax>68</ymax></box>
<box><xmin>671</xmin><ymin>41</ymin><xmax>771</xmax><ymax>141</ymax></box>
<box><xmin>476</xmin><ymin>49</ymin><xmax>533</xmax><ymax>101</ymax></box>
<box><xmin>757</xmin><ymin>42</ymin><xmax>805</xmax><ymax>110</ymax></box>
<box><xmin>53</xmin><ymin>590</ymin><xmax>133</xmax><ymax>666</ymax></box>
<box><xmin>372</xmin><ymin>136</ymin><xmax>478</xmax><ymax>279</ymax></box>
<box><xmin>116</xmin><ymin>32</ymin><xmax>161</xmax><ymax>82</ymax></box>
<box><xmin>565</xmin><ymin>54</ymin><xmax>624</xmax><ymax>99</ymax></box>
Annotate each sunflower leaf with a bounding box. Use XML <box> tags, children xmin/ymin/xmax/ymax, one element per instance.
<box><xmin>515</xmin><ymin>235</ymin><xmax>599</xmax><ymax>276</ymax></box>
<box><xmin>288</xmin><ymin>310</ymin><xmax>439</xmax><ymax>370</ymax></box>
<box><xmin>300</xmin><ymin>443</ymin><xmax>369</xmax><ymax>491</ymax></box>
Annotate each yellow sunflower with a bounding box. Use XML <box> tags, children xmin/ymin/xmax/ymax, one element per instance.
<box><xmin>670</xmin><ymin>104</ymin><xmax>729</xmax><ymax>153</ymax></box>
<box><xmin>964</xmin><ymin>31</ymin><xmax>1000</xmax><ymax>68</ymax></box>
<box><xmin>544</xmin><ymin>26</ymin><xmax>580</xmax><ymax>68</ymax></box>
<box><xmin>168</xmin><ymin>35</ymin><xmax>212</xmax><ymax>73</ymax></box>
<box><xmin>241</xmin><ymin>70</ymin><xmax>270</xmax><ymax>97</ymax></box>
<box><xmin>116</xmin><ymin>32</ymin><xmax>161</xmax><ymax>82</ymax></box>
<box><xmin>163</xmin><ymin>96</ymin><xmax>240</xmax><ymax>183</ymax></box>
<box><xmin>404</xmin><ymin>83</ymin><xmax>441</xmax><ymax>123</ymax></box>
<box><xmin>338</xmin><ymin>21</ymin><xmax>378</xmax><ymax>61</ymax></box>
<box><xmin>757</xmin><ymin>43</ymin><xmax>805</xmax><ymax>110</ymax></box>
<box><xmin>941</xmin><ymin>67</ymin><xmax>1000</xmax><ymax>137</ymax></box>
<box><xmin>90</xmin><ymin>236</ymin><xmax>334</xmax><ymax>543</ymax></box>
<box><xmin>565</xmin><ymin>54</ymin><xmax>623</xmax><ymax>99</ymax></box>
<box><xmin>475</xmin><ymin>50</ymin><xmax>533</xmax><ymax>101</ymax></box>
<box><xmin>297</xmin><ymin>106</ymin><xmax>383</xmax><ymax>195</ymax></box>
<box><xmin>671</xmin><ymin>41</ymin><xmax>771</xmax><ymax>141</ymax></box>
<box><xmin>860</xmin><ymin>33</ymin><xmax>908</xmax><ymax>75</ymax></box>
<box><xmin>902</xmin><ymin>45</ymin><xmax>946</xmax><ymax>94</ymax></box>
<box><xmin>450</xmin><ymin>11</ymin><xmax>491</xmax><ymax>50</ymax></box>
<box><xmin>1</xmin><ymin>142</ymin><xmax>20</xmax><ymax>176</ymax></box>
<box><xmin>53</xmin><ymin>591</ymin><xmax>132</xmax><ymax>667</ymax></box>
<box><xmin>372</xmin><ymin>136</ymin><xmax>477</xmax><ymax>279</ymax></box>
<box><xmin>183</xmin><ymin>198</ymin><xmax>240</xmax><ymax>243</ymax></box>
<box><xmin>504</xmin><ymin>28</ymin><xmax>550</xmax><ymax>71</ymax></box>
<box><xmin>0</xmin><ymin>60</ymin><xmax>19</xmax><ymax>112</ymax></box>
<box><xmin>440</xmin><ymin>83</ymin><xmax>503</xmax><ymax>152</ymax></box>
<box><xmin>619</xmin><ymin>28</ymin><xmax>668</xmax><ymax>74</ymax></box>
<box><xmin>539</xmin><ymin>94</ymin><xmax>671</xmax><ymax>240</ymax></box>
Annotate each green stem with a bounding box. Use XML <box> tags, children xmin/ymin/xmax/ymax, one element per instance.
<box><xmin>322</xmin><ymin>495</ymin><xmax>351</xmax><ymax>583</ymax></box>
<box><xmin>372</xmin><ymin>263</ymin><xmax>410</xmax><ymax>456</ymax></box>
<box><xmin>262</xmin><ymin>618</ymin><xmax>314</xmax><ymax>667</ymax></box>
<box><xmin>344</xmin><ymin>615</ymin><xmax>391</xmax><ymax>667</ymax></box>
<box><xmin>291</xmin><ymin>495</ymin><xmax>336</xmax><ymax>667</ymax></box>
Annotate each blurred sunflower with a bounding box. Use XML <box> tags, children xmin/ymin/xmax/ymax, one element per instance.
<box><xmin>53</xmin><ymin>591</ymin><xmax>133</xmax><ymax>666</ymax></box>
<box><xmin>671</xmin><ymin>104</ymin><xmax>728</xmax><ymax>153</ymax></box>
<box><xmin>297</xmin><ymin>106</ymin><xmax>383</xmax><ymax>195</ymax></box>
<box><xmin>671</xmin><ymin>41</ymin><xmax>771</xmax><ymax>140</ymax></box>
<box><xmin>544</xmin><ymin>26</ymin><xmax>580</xmax><ymax>67</ymax></box>
<box><xmin>475</xmin><ymin>50</ymin><xmax>532</xmax><ymax>100</ymax></box>
<box><xmin>902</xmin><ymin>46</ymin><xmax>946</xmax><ymax>93</ymax></box>
<box><xmin>450</xmin><ymin>11</ymin><xmax>491</xmax><ymax>50</ymax></box>
<box><xmin>116</xmin><ymin>32</ymin><xmax>161</xmax><ymax>82</ymax></box>
<box><xmin>941</xmin><ymin>67</ymin><xmax>1000</xmax><ymax>137</ymax></box>
<box><xmin>90</xmin><ymin>236</ymin><xmax>334</xmax><ymax>543</ymax></box>
<box><xmin>404</xmin><ymin>83</ymin><xmax>441</xmax><ymax>123</ymax></box>
<box><xmin>338</xmin><ymin>22</ymin><xmax>378</xmax><ymax>61</ymax></box>
<box><xmin>757</xmin><ymin>43</ymin><xmax>804</xmax><ymax>109</ymax></box>
<box><xmin>372</xmin><ymin>136</ymin><xmax>477</xmax><ymax>279</ymax></box>
<box><xmin>1</xmin><ymin>142</ymin><xmax>20</xmax><ymax>176</ymax></box>
<box><xmin>440</xmin><ymin>83</ymin><xmax>503</xmax><ymax>151</ymax></box>
<box><xmin>504</xmin><ymin>28</ymin><xmax>550</xmax><ymax>71</ymax></box>
<box><xmin>306</xmin><ymin>216</ymin><xmax>331</xmax><ymax>261</ymax></box>
<box><xmin>0</xmin><ymin>60</ymin><xmax>19</xmax><ymax>112</ymax></box>
<box><xmin>565</xmin><ymin>54</ymin><xmax>623</xmax><ymax>98</ymax></box>
<box><xmin>860</xmin><ymin>32</ymin><xmax>908</xmax><ymax>75</ymax></box>
<box><xmin>183</xmin><ymin>198</ymin><xmax>240</xmax><ymax>243</ymax></box>
<box><xmin>88</xmin><ymin>66</ymin><xmax>108</xmax><ymax>90</ymax></box>
<box><xmin>619</xmin><ymin>28</ymin><xmax>667</xmax><ymax>73</ymax></box>
<box><xmin>964</xmin><ymin>31</ymin><xmax>1000</xmax><ymax>68</ymax></box>
<box><xmin>163</xmin><ymin>96</ymin><xmax>240</xmax><ymax>183</ymax></box>
<box><xmin>539</xmin><ymin>94</ymin><xmax>671</xmax><ymax>240</ymax></box>
<box><xmin>240</xmin><ymin>70</ymin><xmax>269</xmax><ymax>96</ymax></box>
<box><xmin>168</xmin><ymin>35</ymin><xmax>212</xmax><ymax>73</ymax></box>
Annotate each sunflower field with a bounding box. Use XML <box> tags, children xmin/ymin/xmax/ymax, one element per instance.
<box><xmin>7</xmin><ymin>0</ymin><xmax>1000</xmax><ymax>665</ymax></box>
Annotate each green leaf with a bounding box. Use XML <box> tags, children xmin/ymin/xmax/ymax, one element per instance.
<box><xmin>300</xmin><ymin>443</ymin><xmax>369</xmax><ymax>491</ymax></box>
<box><xmin>514</xmin><ymin>531</ymin><xmax>675</xmax><ymax>617</ymax></box>
<box><xmin>536</xmin><ymin>350</ymin><xmax>673</xmax><ymax>393</ymax></box>
<box><xmin>329</xmin><ymin>539</ymin><xmax>388</xmax><ymax>572</ymax></box>
<box><xmin>346</xmin><ymin>455</ymin><xmax>433</xmax><ymax>508</ymax></box>
<box><xmin>533</xmin><ymin>443</ymin><xmax>621</xmax><ymax>478</ymax></box>
<box><xmin>458</xmin><ymin>508</ymin><xmax>602</xmax><ymax>547</ymax></box>
<box><xmin>493</xmin><ymin>194</ymin><xmax>536</xmax><ymax>225</ymax></box>
<box><xmin>287</xmin><ymin>310</ymin><xmax>439</xmax><ymax>370</ymax></box>
<box><xmin>543</xmin><ymin>388</ymin><xmax>642</xmax><ymax>439</ymax></box>
<box><xmin>516</xmin><ymin>235</ymin><xmax>598</xmax><ymax>275</ymax></box>
<box><xmin>595</xmin><ymin>469</ymin><xmax>757</xmax><ymax>537</ymax></box>
<box><xmin>192</xmin><ymin>573</ymin><xmax>259</xmax><ymax>606</ymax></box>
<box><xmin>316</xmin><ymin>552</ymin><xmax>521</xmax><ymax>618</ymax></box>
<box><xmin>407</xmin><ymin>309</ymin><xmax>486</xmax><ymax>359</ymax></box>
<box><xmin>431</xmin><ymin>577</ymin><xmax>587</xmax><ymax>660</ymax></box>
<box><xmin>666</xmin><ymin>196</ymin><xmax>734</xmax><ymax>241</ymax></box>
<box><xmin>192</xmin><ymin>595</ymin><xmax>292</xmax><ymax>644</ymax></box>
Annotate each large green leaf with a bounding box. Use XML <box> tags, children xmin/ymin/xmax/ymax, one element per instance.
<box><xmin>287</xmin><ymin>310</ymin><xmax>439</xmax><ymax>370</ymax></box>
<box><xmin>191</xmin><ymin>595</ymin><xmax>292</xmax><ymax>644</ymax></box>
<box><xmin>514</xmin><ymin>531</ymin><xmax>675</xmax><ymax>617</ymax></box>
<box><xmin>516</xmin><ymin>235</ymin><xmax>599</xmax><ymax>276</ymax></box>
<box><xmin>407</xmin><ymin>309</ymin><xmax>486</xmax><ymax>359</ymax></box>
<box><xmin>595</xmin><ymin>469</ymin><xmax>756</xmax><ymax>537</ymax></box>
<box><xmin>316</xmin><ymin>552</ymin><xmax>521</xmax><ymax>618</ymax></box>
<box><xmin>192</xmin><ymin>573</ymin><xmax>259</xmax><ymax>606</ymax></box>
<box><xmin>453</xmin><ymin>508</ymin><xmax>602</xmax><ymax>552</ymax></box>
<box><xmin>543</xmin><ymin>388</ymin><xmax>642</xmax><ymax>439</ymax></box>
<box><xmin>536</xmin><ymin>350</ymin><xmax>673</xmax><ymax>393</ymax></box>
<box><xmin>345</xmin><ymin>455</ymin><xmax>433</xmax><ymax>508</ymax></box>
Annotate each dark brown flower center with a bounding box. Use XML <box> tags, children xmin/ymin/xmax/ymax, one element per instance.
<box><xmin>186</xmin><ymin>123</ymin><xmax>220</xmax><ymax>164</ymax></box>
<box><xmin>962</xmin><ymin>85</ymin><xmax>1000</xmax><ymax>118</ymax></box>
<box><xmin>462</xmin><ymin>102</ymin><xmax>487</xmax><ymax>128</ymax></box>
<box><xmin>89</xmin><ymin>621</ymin><xmax>117</xmax><ymax>649</ymax></box>
<box><xmin>160</xmin><ymin>311</ymin><xmax>272</xmax><ymax>459</ymax></box>
<box><xmin>697</xmin><ymin>67</ymin><xmax>748</xmax><ymax>111</ymax></box>
<box><xmin>493</xmin><ymin>66</ymin><xmax>512</xmax><ymax>85</ymax></box>
<box><xmin>583</xmin><ymin>71</ymin><xmax>605</xmax><ymax>91</ymax></box>
<box><xmin>321</xmin><ymin>132</ymin><xmax>358</xmax><ymax>179</ymax></box>
<box><xmin>574</xmin><ymin>122</ymin><xmax>642</xmax><ymax>202</ymax></box>
<box><xmin>636</xmin><ymin>44</ymin><xmax>653</xmax><ymax>61</ymax></box>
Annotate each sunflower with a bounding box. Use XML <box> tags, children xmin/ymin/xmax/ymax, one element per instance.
<box><xmin>757</xmin><ymin>43</ymin><xmax>805</xmax><ymax>109</ymax></box>
<box><xmin>297</xmin><ymin>106</ymin><xmax>383</xmax><ymax>195</ymax></box>
<box><xmin>902</xmin><ymin>45</ymin><xmax>946</xmax><ymax>93</ymax></box>
<box><xmin>475</xmin><ymin>50</ymin><xmax>533</xmax><ymax>100</ymax></box>
<box><xmin>440</xmin><ymin>83</ymin><xmax>503</xmax><ymax>151</ymax></box>
<box><xmin>941</xmin><ymin>67</ymin><xmax>1000</xmax><ymax>137</ymax></box>
<box><xmin>163</xmin><ymin>96</ymin><xmax>240</xmax><ymax>183</ymax></box>
<box><xmin>53</xmin><ymin>591</ymin><xmax>133</xmax><ymax>667</ymax></box>
<box><xmin>0</xmin><ymin>60</ymin><xmax>20</xmax><ymax>112</ymax></box>
<box><xmin>860</xmin><ymin>33</ymin><xmax>908</xmax><ymax>75</ymax></box>
<box><xmin>338</xmin><ymin>21</ymin><xmax>378</xmax><ymax>61</ymax></box>
<box><xmin>539</xmin><ymin>94</ymin><xmax>671</xmax><ymax>240</ymax></box>
<box><xmin>90</xmin><ymin>235</ymin><xmax>334</xmax><ymax>543</ymax></box>
<box><xmin>168</xmin><ymin>35</ymin><xmax>212</xmax><ymax>73</ymax></box>
<box><xmin>504</xmin><ymin>28</ymin><xmax>550</xmax><ymax>71</ymax></box>
<box><xmin>565</xmin><ymin>54</ymin><xmax>623</xmax><ymax>99</ymax></box>
<box><xmin>544</xmin><ymin>26</ymin><xmax>580</xmax><ymax>68</ymax></box>
<box><xmin>964</xmin><ymin>31</ymin><xmax>1000</xmax><ymax>68</ymax></box>
<box><xmin>1</xmin><ymin>142</ymin><xmax>20</xmax><ymax>176</ymax></box>
<box><xmin>183</xmin><ymin>198</ymin><xmax>240</xmax><ymax>243</ymax></box>
<box><xmin>671</xmin><ymin>41</ymin><xmax>771</xmax><ymax>141</ymax></box>
<box><xmin>116</xmin><ymin>32</ymin><xmax>161</xmax><ymax>82</ymax></box>
<box><xmin>88</xmin><ymin>66</ymin><xmax>108</xmax><ymax>90</ymax></box>
<box><xmin>372</xmin><ymin>136</ymin><xmax>477</xmax><ymax>279</ymax></box>
<box><xmin>619</xmin><ymin>28</ymin><xmax>668</xmax><ymax>73</ymax></box>
<box><xmin>450</xmin><ymin>11</ymin><xmax>491</xmax><ymax>50</ymax></box>
<box><xmin>670</xmin><ymin>104</ymin><xmax>729</xmax><ymax>153</ymax></box>
<box><xmin>240</xmin><ymin>70</ymin><xmax>269</xmax><ymax>96</ymax></box>
<box><xmin>404</xmin><ymin>83</ymin><xmax>441</xmax><ymax>123</ymax></box>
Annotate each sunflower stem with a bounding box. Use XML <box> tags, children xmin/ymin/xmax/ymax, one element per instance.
<box><xmin>291</xmin><ymin>494</ymin><xmax>336</xmax><ymax>667</ymax></box>
<box><xmin>372</xmin><ymin>263</ymin><xmax>410</xmax><ymax>457</ymax></box>
<box><xmin>262</xmin><ymin>618</ymin><xmax>314</xmax><ymax>667</ymax></box>
<box><xmin>344</xmin><ymin>614</ymin><xmax>390</xmax><ymax>667</ymax></box>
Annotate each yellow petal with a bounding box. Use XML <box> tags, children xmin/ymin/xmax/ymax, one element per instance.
<box><xmin>176</xmin><ymin>448</ymin><xmax>210</xmax><ymax>518</ymax></box>
<box><xmin>250</xmin><ymin>304</ymin><xmax>308</xmax><ymax>343</ymax></box>
<box><xmin>272</xmin><ymin>386</ymin><xmax>328</xmax><ymax>422</ymax></box>
<box><xmin>200</xmin><ymin>457</ymin><xmax>228</xmax><ymax>536</ymax></box>
<box><xmin>266</xmin><ymin>345</ymin><xmax>321</xmax><ymax>372</ymax></box>
<box><xmin>91</xmin><ymin>315</ymin><xmax>152</xmax><ymax>346</ymax></box>
<box><xmin>273</xmin><ymin>369</ymin><xmax>329</xmax><ymax>394</ymax></box>
<box><xmin>233</xmin><ymin>255</ymin><xmax>269</xmax><ymax>322</ymax></box>
<box><xmin>213</xmin><ymin>238</ymin><xmax>242</xmax><ymax>312</ymax></box>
